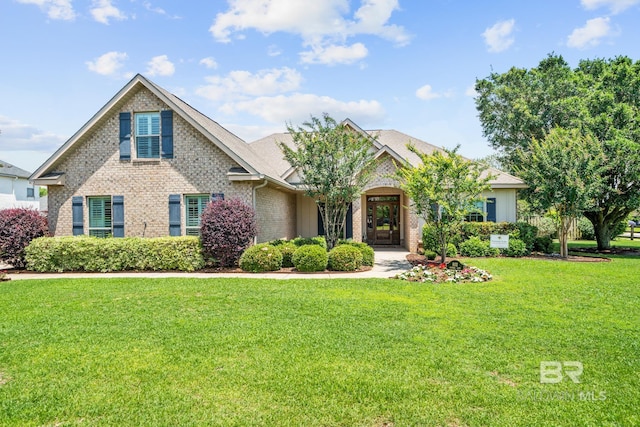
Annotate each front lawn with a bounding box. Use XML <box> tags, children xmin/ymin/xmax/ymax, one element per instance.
<box><xmin>0</xmin><ymin>258</ymin><xmax>638</xmax><ymax>426</ymax></box>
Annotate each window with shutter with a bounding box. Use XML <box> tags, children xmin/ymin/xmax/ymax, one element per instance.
<box><xmin>185</xmin><ymin>194</ymin><xmax>209</xmax><ymax>236</ymax></box>
<box><xmin>88</xmin><ymin>196</ymin><xmax>112</xmax><ymax>238</ymax></box>
<box><xmin>465</xmin><ymin>201</ymin><xmax>485</xmax><ymax>222</ymax></box>
<box><xmin>135</xmin><ymin>112</ymin><xmax>161</xmax><ymax>158</ymax></box>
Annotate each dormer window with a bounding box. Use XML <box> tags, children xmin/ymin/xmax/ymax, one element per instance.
<box><xmin>135</xmin><ymin>112</ymin><xmax>161</xmax><ymax>158</ymax></box>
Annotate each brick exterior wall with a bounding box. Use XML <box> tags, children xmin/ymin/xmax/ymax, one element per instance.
<box><xmin>48</xmin><ymin>86</ymin><xmax>253</xmax><ymax>237</ymax></box>
<box><xmin>254</xmin><ymin>185</ymin><xmax>296</xmax><ymax>242</ymax></box>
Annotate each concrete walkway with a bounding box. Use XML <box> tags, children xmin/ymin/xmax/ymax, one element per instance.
<box><xmin>2</xmin><ymin>248</ymin><xmax>412</xmax><ymax>281</ymax></box>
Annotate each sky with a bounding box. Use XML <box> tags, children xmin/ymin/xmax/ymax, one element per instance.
<box><xmin>2</xmin><ymin>0</ymin><xmax>640</xmax><ymax>173</ymax></box>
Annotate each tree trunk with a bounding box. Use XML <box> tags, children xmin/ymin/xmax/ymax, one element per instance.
<box><xmin>558</xmin><ymin>216</ymin><xmax>572</xmax><ymax>258</ymax></box>
<box><xmin>594</xmin><ymin>223</ymin><xmax>612</xmax><ymax>251</ymax></box>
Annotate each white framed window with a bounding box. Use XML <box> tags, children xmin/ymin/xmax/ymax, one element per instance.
<box><xmin>27</xmin><ymin>187</ymin><xmax>35</xmax><ymax>198</ymax></box>
<box><xmin>466</xmin><ymin>201</ymin><xmax>485</xmax><ymax>222</ymax></box>
<box><xmin>185</xmin><ymin>194</ymin><xmax>210</xmax><ymax>236</ymax></box>
<box><xmin>135</xmin><ymin>112</ymin><xmax>160</xmax><ymax>158</ymax></box>
<box><xmin>88</xmin><ymin>196</ymin><xmax>112</xmax><ymax>237</ymax></box>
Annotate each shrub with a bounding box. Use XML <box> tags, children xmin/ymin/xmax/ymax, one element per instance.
<box><xmin>502</xmin><ymin>238</ymin><xmax>528</xmax><ymax>257</ymax></box>
<box><xmin>239</xmin><ymin>244</ymin><xmax>283</xmax><ymax>272</ymax></box>
<box><xmin>291</xmin><ymin>236</ymin><xmax>327</xmax><ymax>249</ymax></box>
<box><xmin>534</xmin><ymin>236</ymin><xmax>554</xmax><ymax>253</ymax></box>
<box><xmin>459</xmin><ymin>237</ymin><xmax>489</xmax><ymax>257</ymax></box>
<box><xmin>424</xmin><ymin>250</ymin><xmax>437</xmax><ymax>260</ymax></box>
<box><xmin>200</xmin><ymin>199</ymin><xmax>257</xmax><ymax>267</ymax></box>
<box><xmin>0</xmin><ymin>208</ymin><xmax>48</xmax><ymax>268</ymax></box>
<box><xmin>337</xmin><ymin>240</ymin><xmax>374</xmax><ymax>266</ymax></box>
<box><xmin>515</xmin><ymin>222</ymin><xmax>538</xmax><ymax>252</ymax></box>
<box><xmin>25</xmin><ymin>236</ymin><xmax>204</xmax><ymax>272</ymax></box>
<box><xmin>328</xmin><ymin>245</ymin><xmax>363</xmax><ymax>271</ymax></box>
<box><xmin>536</xmin><ymin>216</ymin><xmax>558</xmax><ymax>238</ymax></box>
<box><xmin>577</xmin><ymin>216</ymin><xmax>594</xmax><ymax>240</ymax></box>
<box><xmin>611</xmin><ymin>220</ymin><xmax>628</xmax><ymax>240</ymax></box>
<box><xmin>292</xmin><ymin>245</ymin><xmax>328</xmax><ymax>272</ymax></box>
<box><xmin>447</xmin><ymin>243</ymin><xmax>458</xmax><ymax>258</ymax></box>
<box><xmin>421</xmin><ymin>223</ymin><xmax>439</xmax><ymax>253</ymax></box>
<box><xmin>279</xmin><ymin>242</ymin><xmax>297</xmax><ymax>268</ymax></box>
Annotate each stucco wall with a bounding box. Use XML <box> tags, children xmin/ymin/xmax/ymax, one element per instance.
<box><xmin>47</xmin><ymin>86</ymin><xmax>252</xmax><ymax>237</ymax></box>
<box><xmin>255</xmin><ymin>185</ymin><xmax>296</xmax><ymax>242</ymax></box>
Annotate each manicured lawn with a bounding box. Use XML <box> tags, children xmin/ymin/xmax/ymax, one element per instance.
<box><xmin>0</xmin><ymin>258</ymin><xmax>638</xmax><ymax>426</ymax></box>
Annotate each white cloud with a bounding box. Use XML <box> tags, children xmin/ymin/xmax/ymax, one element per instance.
<box><xmin>465</xmin><ymin>84</ymin><xmax>478</xmax><ymax>97</ymax></box>
<box><xmin>415</xmin><ymin>84</ymin><xmax>453</xmax><ymax>101</ymax></box>
<box><xmin>209</xmin><ymin>0</ymin><xmax>409</xmax><ymax>62</ymax></box>
<box><xmin>17</xmin><ymin>0</ymin><xmax>75</xmax><ymax>21</ymax></box>
<box><xmin>196</xmin><ymin>67</ymin><xmax>303</xmax><ymax>101</ymax></box>
<box><xmin>581</xmin><ymin>0</ymin><xmax>640</xmax><ymax>13</ymax></box>
<box><xmin>220</xmin><ymin>93</ymin><xmax>385</xmax><ymax>125</ymax></box>
<box><xmin>482</xmin><ymin>19</ymin><xmax>516</xmax><ymax>53</ymax></box>
<box><xmin>146</xmin><ymin>55</ymin><xmax>175</xmax><ymax>76</ymax></box>
<box><xmin>86</xmin><ymin>51</ymin><xmax>128</xmax><ymax>76</ymax></box>
<box><xmin>199</xmin><ymin>57</ymin><xmax>218</xmax><ymax>69</ymax></box>
<box><xmin>567</xmin><ymin>17</ymin><xmax>612</xmax><ymax>48</ymax></box>
<box><xmin>0</xmin><ymin>115</ymin><xmax>66</xmax><ymax>152</ymax></box>
<box><xmin>300</xmin><ymin>42</ymin><xmax>368</xmax><ymax>65</ymax></box>
<box><xmin>90</xmin><ymin>0</ymin><xmax>127</xmax><ymax>24</ymax></box>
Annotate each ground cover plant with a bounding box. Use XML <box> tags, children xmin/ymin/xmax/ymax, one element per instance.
<box><xmin>0</xmin><ymin>257</ymin><xmax>638</xmax><ymax>426</ymax></box>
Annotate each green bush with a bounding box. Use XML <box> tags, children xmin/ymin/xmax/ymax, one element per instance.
<box><xmin>328</xmin><ymin>245</ymin><xmax>363</xmax><ymax>271</ymax></box>
<box><xmin>577</xmin><ymin>217</ymin><xmax>595</xmax><ymax>240</ymax></box>
<box><xmin>459</xmin><ymin>237</ymin><xmax>490</xmax><ymax>257</ymax></box>
<box><xmin>536</xmin><ymin>216</ymin><xmax>558</xmax><ymax>238</ymax></box>
<box><xmin>279</xmin><ymin>242</ymin><xmax>297</xmax><ymax>268</ymax></box>
<box><xmin>534</xmin><ymin>236</ymin><xmax>554</xmax><ymax>253</ymax></box>
<box><xmin>337</xmin><ymin>240</ymin><xmax>375</xmax><ymax>266</ymax></box>
<box><xmin>239</xmin><ymin>244</ymin><xmax>283</xmax><ymax>272</ymax></box>
<box><xmin>515</xmin><ymin>222</ymin><xmax>538</xmax><ymax>252</ymax></box>
<box><xmin>447</xmin><ymin>243</ymin><xmax>458</xmax><ymax>258</ymax></box>
<box><xmin>424</xmin><ymin>250</ymin><xmax>437</xmax><ymax>260</ymax></box>
<box><xmin>502</xmin><ymin>238</ymin><xmax>528</xmax><ymax>257</ymax></box>
<box><xmin>25</xmin><ymin>236</ymin><xmax>205</xmax><ymax>272</ymax></box>
<box><xmin>292</xmin><ymin>245</ymin><xmax>328</xmax><ymax>272</ymax></box>
<box><xmin>421</xmin><ymin>223</ymin><xmax>440</xmax><ymax>253</ymax></box>
<box><xmin>291</xmin><ymin>236</ymin><xmax>327</xmax><ymax>249</ymax></box>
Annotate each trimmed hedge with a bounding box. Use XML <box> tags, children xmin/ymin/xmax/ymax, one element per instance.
<box><xmin>328</xmin><ymin>245</ymin><xmax>363</xmax><ymax>271</ymax></box>
<box><xmin>291</xmin><ymin>236</ymin><xmax>327</xmax><ymax>249</ymax></box>
<box><xmin>0</xmin><ymin>208</ymin><xmax>48</xmax><ymax>268</ymax></box>
<box><xmin>501</xmin><ymin>238</ymin><xmax>528</xmax><ymax>257</ymax></box>
<box><xmin>337</xmin><ymin>240</ymin><xmax>375</xmax><ymax>266</ymax></box>
<box><xmin>24</xmin><ymin>236</ymin><xmax>204</xmax><ymax>272</ymax></box>
<box><xmin>279</xmin><ymin>243</ymin><xmax>297</xmax><ymax>268</ymax></box>
<box><xmin>239</xmin><ymin>244</ymin><xmax>283</xmax><ymax>272</ymax></box>
<box><xmin>292</xmin><ymin>245</ymin><xmax>328</xmax><ymax>272</ymax></box>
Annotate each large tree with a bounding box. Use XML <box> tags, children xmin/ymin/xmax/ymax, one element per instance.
<box><xmin>475</xmin><ymin>54</ymin><xmax>640</xmax><ymax>249</ymax></box>
<box><xmin>516</xmin><ymin>128</ymin><xmax>606</xmax><ymax>258</ymax></box>
<box><xmin>396</xmin><ymin>145</ymin><xmax>493</xmax><ymax>263</ymax></box>
<box><xmin>279</xmin><ymin>114</ymin><xmax>378</xmax><ymax>250</ymax></box>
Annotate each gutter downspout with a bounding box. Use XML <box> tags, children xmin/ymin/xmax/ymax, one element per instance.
<box><xmin>252</xmin><ymin>176</ymin><xmax>267</xmax><ymax>244</ymax></box>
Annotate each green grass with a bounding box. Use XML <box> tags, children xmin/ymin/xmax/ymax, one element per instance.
<box><xmin>0</xmin><ymin>258</ymin><xmax>638</xmax><ymax>426</ymax></box>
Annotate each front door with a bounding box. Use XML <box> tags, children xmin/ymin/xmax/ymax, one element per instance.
<box><xmin>366</xmin><ymin>196</ymin><xmax>400</xmax><ymax>245</ymax></box>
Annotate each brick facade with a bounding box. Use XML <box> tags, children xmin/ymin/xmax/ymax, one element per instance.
<box><xmin>254</xmin><ymin>185</ymin><xmax>296</xmax><ymax>242</ymax></box>
<box><xmin>48</xmin><ymin>86</ymin><xmax>253</xmax><ymax>237</ymax></box>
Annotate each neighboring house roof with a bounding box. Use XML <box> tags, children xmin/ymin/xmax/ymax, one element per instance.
<box><xmin>0</xmin><ymin>160</ymin><xmax>31</xmax><ymax>179</ymax></box>
<box><xmin>30</xmin><ymin>74</ymin><xmax>291</xmax><ymax>189</ymax></box>
<box><xmin>250</xmin><ymin>126</ymin><xmax>527</xmax><ymax>188</ymax></box>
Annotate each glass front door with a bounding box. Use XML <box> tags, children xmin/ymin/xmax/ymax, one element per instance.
<box><xmin>366</xmin><ymin>196</ymin><xmax>400</xmax><ymax>245</ymax></box>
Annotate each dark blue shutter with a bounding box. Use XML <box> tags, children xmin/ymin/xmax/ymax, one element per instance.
<box><xmin>72</xmin><ymin>196</ymin><xmax>84</xmax><ymax>236</ymax></box>
<box><xmin>317</xmin><ymin>205</ymin><xmax>325</xmax><ymax>236</ymax></box>
<box><xmin>161</xmin><ymin>110</ymin><xmax>173</xmax><ymax>159</ymax></box>
<box><xmin>119</xmin><ymin>112</ymin><xmax>131</xmax><ymax>160</ymax></box>
<box><xmin>211</xmin><ymin>193</ymin><xmax>224</xmax><ymax>201</ymax></box>
<box><xmin>112</xmin><ymin>195</ymin><xmax>124</xmax><ymax>237</ymax></box>
<box><xmin>487</xmin><ymin>198</ymin><xmax>497</xmax><ymax>222</ymax></box>
<box><xmin>345</xmin><ymin>203</ymin><xmax>353</xmax><ymax>239</ymax></box>
<box><xmin>169</xmin><ymin>194</ymin><xmax>181</xmax><ymax>236</ymax></box>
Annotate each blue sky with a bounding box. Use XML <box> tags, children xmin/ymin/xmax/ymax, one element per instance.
<box><xmin>2</xmin><ymin>0</ymin><xmax>640</xmax><ymax>173</ymax></box>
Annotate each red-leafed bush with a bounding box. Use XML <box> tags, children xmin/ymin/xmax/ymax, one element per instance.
<box><xmin>0</xmin><ymin>208</ymin><xmax>48</xmax><ymax>268</ymax></box>
<box><xmin>200</xmin><ymin>199</ymin><xmax>257</xmax><ymax>267</ymax></box>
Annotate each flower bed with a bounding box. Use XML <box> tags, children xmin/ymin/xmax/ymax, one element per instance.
<box><xmin>395</xmin><ymin>263</ymin><xmax>492</xmax><ymax>283</ymax></box>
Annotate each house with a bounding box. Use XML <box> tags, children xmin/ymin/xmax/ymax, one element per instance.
<box><xmin>31</xmin><ymin>74</ymin><xmax>526</xmax><ymax>252</ymax></box>
<box><xmin>0</xmin><ymin>160</ymin><xmax>41</xmax><ymax>210</ymax></box>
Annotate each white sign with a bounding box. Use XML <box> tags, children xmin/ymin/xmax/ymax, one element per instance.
<box><xmin>490</xmin><ymin>234</ymin><xmax>509</xmax><ymax>249</ymax></box>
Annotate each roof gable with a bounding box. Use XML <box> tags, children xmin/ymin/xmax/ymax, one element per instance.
<box><xmin>0</xmin><ymin>160</ymin><xmax>31</xmax><ymax>179</ymax></box>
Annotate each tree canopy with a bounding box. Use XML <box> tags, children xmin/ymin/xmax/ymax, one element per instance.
<box><xmin>475</xmin><ymin>54</ymin><xmax>640</xmax><ymax>249</ymax></box>
<box><xmin>396</xmin><ymin>145</ymin><xmax>493</xmax><ymax>263</ymax></box>
<box><xmin>279</xmin><ymin>114</ymin><xmax>378</xmax><ymax>250</ymax></box>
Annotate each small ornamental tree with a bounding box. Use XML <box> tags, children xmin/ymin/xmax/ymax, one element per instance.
<box><xmin>199</xmin><ymin>198</ymin><xmax>257</xmax><ymax>267</ymax></box>
<box><xmin>0</xmin><ymin>208</ymin><xmax>48</xmax><ymax>268</ymax></box>
<box><xmin>396</xmin><ymin>145</ymin><xmax>494</xmax><ymax>263</ymax></box>
<box><xmin>279</xmin><ymin>114</ymin><xmax>378</xmax><ymax>250</ymax></box>
<box><xmin>515</xmin><ymin>128</ymin><xmax>606</xmax><ymax>258</ymax></box>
